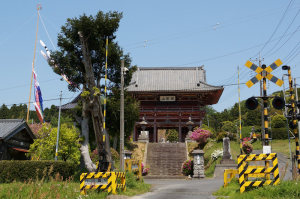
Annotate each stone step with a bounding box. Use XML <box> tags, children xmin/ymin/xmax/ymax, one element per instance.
<box><xmin>146</xmin><ymin>143</ymin><xmax>187</xmax><ymax>177</ymax></box>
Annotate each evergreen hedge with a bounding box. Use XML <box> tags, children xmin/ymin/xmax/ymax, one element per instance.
<box><xmin>271</xmin><ymin>128</ymin><xmax>288</xmax><ymax>139</ymax></box>
<box><xmin>0</xmin><ymin>160</ymin><xmax>76</xmax><ymax>183</ymax></box>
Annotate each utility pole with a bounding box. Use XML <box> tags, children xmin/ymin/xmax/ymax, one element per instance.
<box><xmin>120</xmin><ymin>60</ymin><xmax>125</xmax><ymax>171</ymax></box>
<box><xmin>258</xmin><ymin>53</ymin><xmax>265</xmax><ymax>146</ymax></box>
<box><xmin>55</xmin><ymin>91</ymin><xmax>62</xmax><ymax>161</ymax></box>
<box><xmin>238</xmin><ymin>66</ymin><xmax>242</xmax><ymax>154</ymax></box>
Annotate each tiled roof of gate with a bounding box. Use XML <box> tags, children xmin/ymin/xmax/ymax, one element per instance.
<box><xmin>126</xmin><ymin>66</ymin><xmax>223</xmax><ymax>92</ymax></box>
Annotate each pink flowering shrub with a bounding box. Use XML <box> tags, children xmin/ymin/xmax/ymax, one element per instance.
<box><xmin>141</xmin><ymin>162</ymin><xmax>150</xmax><ymax>176</ymax></box>
<box><xmin>242</xmin><ymin>137</ymin><xmax>251</xmax><ymax>142</ymax></box>
<box><xmin>181</xmin><ymin>160</ymin><xmax>193</xmax><ymax>176</ymax></box>
<box><xmin>242</xmin><ymin>141</ymin><xmax>253</xmax><ymax>154</ymax></box>
<box><xmin>189</xmin><ymin>128</ymin><xmax>211</xmax><ymax>145</ymax></box>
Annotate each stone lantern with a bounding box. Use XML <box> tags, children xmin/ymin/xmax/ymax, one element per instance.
<box><xmin>192</xmin><ymin>149</ymin><xmax>205</xmax><ymax>178</ymax></box>
<box><xmin>124</xmin><ymin>150</ymin><xmax>132</xmax><ymax>159</ymax></box>
<box><xmin>138</xmin><ymin>117</ymin><xmax>149</xmax><ymax>142</ymax></box>
<box><xmin>185</xmin><ymin>116</ymin><xmax>194</xmax><ymax>141</ymax></box>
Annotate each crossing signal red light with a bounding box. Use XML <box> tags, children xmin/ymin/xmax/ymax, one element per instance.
<box><xmin>245</xmin><ymin>97</ymin><xmax>258</xmax><ymax>110</ymax></box>
<box><xmin>272</xmin><ymin>96</ymin><xmax>285</xmax><ymax>110</ymax></box>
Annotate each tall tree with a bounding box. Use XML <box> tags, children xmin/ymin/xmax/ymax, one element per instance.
<box><xmin>50</xmin><ymin>11</ymin><xmax>133</xmax><ymax>172</ymax></box>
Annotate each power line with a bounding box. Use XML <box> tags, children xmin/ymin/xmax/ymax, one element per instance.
<box><xmin>0</xmin><ymin>78</ymin><xmax>60</xmax><ymax>92</ymax></box>
<box><xmin>140</xmin><ymin>28</ymin><xmax>300</xmax><ymax>68</ymax></box>
<box><xmin>3</xmin><ymin>97</ymin><xmax>73</xmax><ymax>107</ymax></box>
<box><xmin>125</xmin><ymin>4</ymin><xmax>297</xmax><ymax>50</ymax></box>
<box><xmin>264</xmin><ymin>9</ymin><xmax>300</xmax><ymax>57</ymax></box>
<box><xmin>265</xmin><ymin>25</ymin><xmax>300</xmax><ymax>58</ymax></box>
<box><xmin>284</xmin><ymin>41</ymin><xmax>300</xmax><ymax>62</ymax></box>
<box><xmin>259</xmin><ymin>0</ymin><xmax>294</xmax><ymax>55</ymax></box>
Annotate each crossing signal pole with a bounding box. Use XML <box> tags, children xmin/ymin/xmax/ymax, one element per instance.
<box><xmin>245</xmin><ymin>59</ymin><xmax>284</xmax><ymax>150</ymax></box>
<box><xmin>282</xmin><ymin>65</ymin><xmax>300</xmax><ymax>174</ymax></box>
<box><xmin>245</xmin><ymin>59</ymin><xmax>284</xmax><ymax>180</ymax></box>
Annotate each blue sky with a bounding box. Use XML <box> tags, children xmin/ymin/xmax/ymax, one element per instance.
<box><xmin>0</xmin><ymin>0</ymin><xmax>299</xmax><ymax>115</ymax></box>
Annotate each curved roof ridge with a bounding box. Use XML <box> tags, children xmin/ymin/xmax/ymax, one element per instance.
<box><xmin>139</xmin><ymin>66</ymin><xmax>204</xmax><ymax>70</ymax></box>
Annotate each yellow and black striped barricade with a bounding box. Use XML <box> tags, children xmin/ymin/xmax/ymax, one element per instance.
<box><xmin>125</xmin><ymin>159</ymin><xmax>142</xmax><ymax>179</ymax></box>
<box><xmin>247</xmin><ymin>165</ymin><xmax>265</xmax><ymax>178</ymax></box>
<box><xmin>238</xmin><ymin>153</ymin><xmax>280</xmax><ymax>193</ymax></box>
<box><xmin>224</xmin><ymin>169</ymin><xmax>238</xmax><ymax>187</ymax></box>
<box><xmin>115</xmin><ymin>172</ymin><xmax>126</xmax><ymax>192</ymax></box>
<box><xmin>80</xmin><ymin>172</ymin><xmax>126</xmax><ymax>195</ymax></box>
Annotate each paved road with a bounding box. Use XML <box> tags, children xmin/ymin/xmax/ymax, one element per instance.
<box><xmin>131</xmin><ymin>178</ymin><xmax>223</xmax><ymax>199</ymax></box>
<box><xmin>130</xmin><ymin>152</ymin><xmax>293</xmax><ymax>199</ymax></box>
<box><xmin>253</xmin><ymin>150</ymin><xmax>293</xmax><ymax>180</ymax></box>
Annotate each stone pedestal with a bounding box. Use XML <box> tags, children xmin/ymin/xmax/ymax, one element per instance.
<box><xmin>138</xmin><ymin>131</ymin><xmax>149</xmax><ymax>142</ymax></box>
<box><xmin>214</xmin><ymin>137</ymin><xmax>237</xmax><ymax>178</ymax></box>
<box><xmin>221</xmin><ymin>137</ymin><xmax>235</xmax><ymax>164</ymax></box>
<box><xmin>192</xmin><ymin>149</ymin><xmax>205</xmax><ymax>178</ymax></box>
<box><xmin>185</xmin><ymin>131</ymin><xmax>195</xmax><ymax>142</ymax></box>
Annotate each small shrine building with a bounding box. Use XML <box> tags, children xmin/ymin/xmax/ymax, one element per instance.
<box><xmin>126</xmin><ymin>66</ymin><xmax>224</xmax><ymax>142</ymax></box>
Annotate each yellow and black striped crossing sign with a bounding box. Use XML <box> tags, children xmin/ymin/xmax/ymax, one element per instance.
<box><xmin>238</xmin><ymin>153</ymin><xmax>280</xmax><ymax>193</ymax></box>
<box><xmin>245</xmin><ymin>59</ymin><xmax>283</xmax><ymax>88</ymax></box>
<box><xmin>80</xmin><ymin>172</ymin><xmax>126</xmax><ymax>195</ymax></box>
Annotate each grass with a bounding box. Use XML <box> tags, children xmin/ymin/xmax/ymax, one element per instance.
<box><xmin>213</xmin><ymin>179</ymin><xmax>300</xmax><ymax>199</ymax></box>
<box><xmin>0</xmin><ymin>171</ymin><xmax>150</xmax><ymax>199</ymax></box>
<box><xmin>271</xmin><ymin>139</ymin><xmax>296</xmax><ymax>156</ymax></box>
<box><xmin>229</xmin><ymin>139</ymin><xmax>296</xmax><ymax>158</ymax></box>
<box><xmin>0</xmin><ymin>179</ymin><xmax>108</xmax><ymax>199</ymax></box>
<box><xmin>120</xmin><ymin>172</ymin><xmax>151</xmax><ymax>196</ymax></box>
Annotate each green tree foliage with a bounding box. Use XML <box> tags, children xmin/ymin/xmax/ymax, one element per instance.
<box><xmin>271</xmin><ymin>114</ymin><xmax>287</xmax><ymax>128</ymax></box>
<box><xmin>0</xmin><ymin>104</ymin><xmax>9</xmax><ymax>119</ymax></box>
<box><xmin>166</xmin><ymin>129</ymin><xmax>179</xmax><ymax>142</ymax></box>
<box><xmin>50</xmin><ymin>11</ymin><xmax>133</xmax><ymax>92</ymax></box>
<box><xmin>106</xmin><ymin>89</ymin><xmax>139</xmax><ymax>141</ymax></box>
<box><xmin>29</xmin><ymin>123</ymin><xmax>80</xmax><ymax>164</ymax></box>
<box><xmin>221</xmin><ymin>121</ymin><xmax>235</xmax><ymax>133</ymax></box>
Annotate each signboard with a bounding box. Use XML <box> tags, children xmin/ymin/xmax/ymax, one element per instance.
<box><xmin>160</xmin><ymin>96</ymin><xmax>176</xmax><ymax>102</ymax></box>
<box><xmin>84</xmin><ymin>178</ymin><xmax>108</xmax><ymax>186</ymax></box>
<box><xmin>263</xmin><ymin>146</ymin><xmax>271</xmax><ymax>154</ymax></box>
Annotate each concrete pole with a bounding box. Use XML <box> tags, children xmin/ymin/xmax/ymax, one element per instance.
<box><xmin>120</xmin><ymin>60</ymin><xmax>125</xmax><ymax>171</ymax></box>
<box><xmin>55</xmin><ymin>91</ymin><xmax>62</xmax><ymax>161</ymax></box>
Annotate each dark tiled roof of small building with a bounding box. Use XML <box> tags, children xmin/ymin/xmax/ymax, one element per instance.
<box><xmin>0</xmin><ymin>119</ymin><xmax>35</xmax><ymax>140</ymax></box>
<box><xmin>126</xmin><ymin>66</ymin><xmax>223</xmax><ymax>92</ymax></box>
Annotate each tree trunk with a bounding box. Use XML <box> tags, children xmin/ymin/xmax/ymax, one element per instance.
<box><xmin>113</xmin><ymin>135</ymin><xmax>118</xmax><ymax>150</ymax></box>
<box><xmin>78</xmin><ymin>31</ymin><xmax>112</xmax><ymax>170</ymax></box>
<box><xmin>79</xmin><ymin>108</ymin><xmax>96</xmax><ymax>172</ymax></box>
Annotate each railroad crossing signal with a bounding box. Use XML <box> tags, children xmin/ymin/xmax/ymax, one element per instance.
<box><xmin>245</xmin><ymin>59</ymin><xmax>283</xmax><ymax>88</ymax></box>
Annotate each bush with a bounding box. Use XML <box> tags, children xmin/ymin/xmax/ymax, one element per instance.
<box><xmin>0</xmin><ymin>160</ymin><xmax>75</xmax><ymax>183</ymax></box>
<box><xmin>166</xmin><ymin>129</ymin><xmax>178</xmax><ymax>142</ymax></box>
<box><xmin>201</xmin><ymin>124</ymin><xmax>216</xmax><ymax>138</ymax></box>
<box><xmin>91</xmin><ymin>147</ymin><xmax>120</xmax><ymax>163</ymax></box>
<box><xmin>211</xmin><ymin>149</ymin><xmax>223</xmax><ymax>161</ymax></box>
<box><xmin>216</xmin><ymin>132</ymin><xmax>237</xmax><ymax>142</ymax></box>
<box><xmin>181</xmin><ymin>160</ymin><xmax>193</xmax><ymax>176</ymax></box>
<box><xmin>271</xmin><ymin>115</ymin><xmax>287</xmax><ymax>128</ymax></box>
<box><xmin>221</xmin><ymin>121</ymin><xmax>235</xmax><ymax>133</ymax></box>
<box><xmin>271</xmin><ymin>127</ymin><xmax>288</xmax><ymax>139</ymax></box>
<box><xmin>242</xmin><ymin>140</ymin><xmax>253</xmax><ymax>154</ymax></box>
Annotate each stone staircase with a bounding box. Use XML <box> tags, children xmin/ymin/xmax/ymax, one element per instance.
<box><xmin>146</xmin><ymin>143</ymin><xmax>187</xmax><ymax>178</ymax></box>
